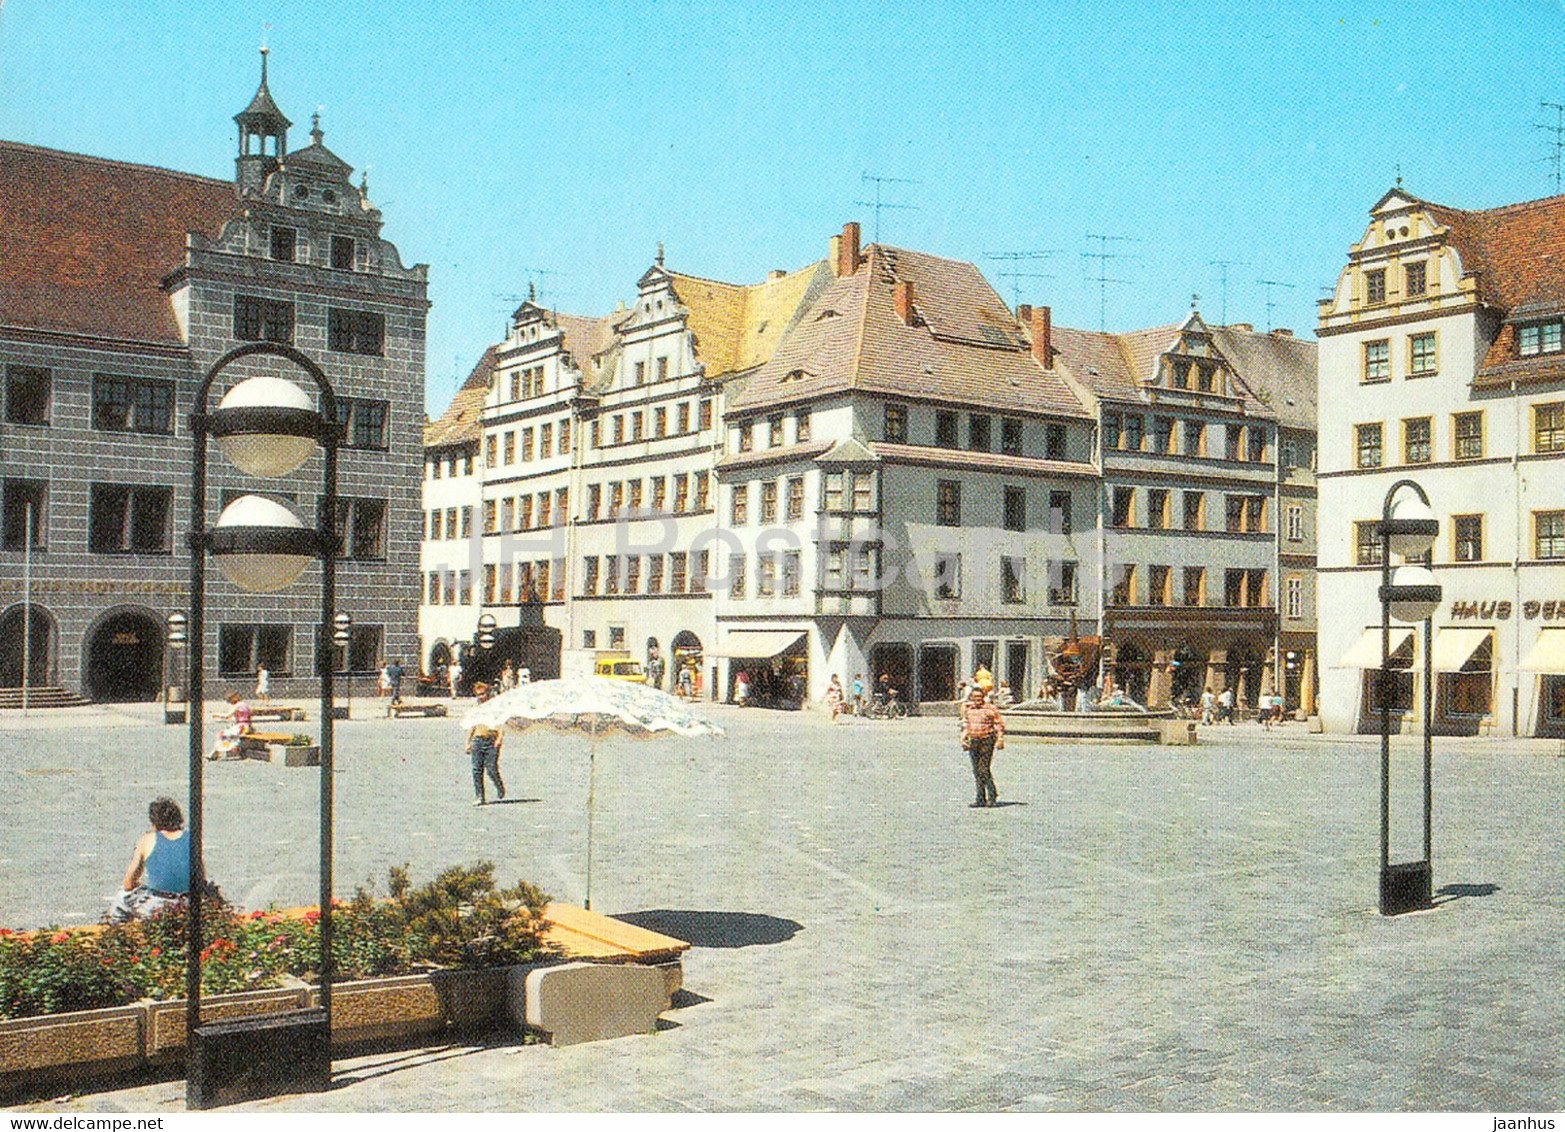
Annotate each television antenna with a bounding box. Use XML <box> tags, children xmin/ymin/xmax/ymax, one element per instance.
<box><xmin>1537</xmin><ymin>100</ymin><xmax>1565</xmax><ymax>194</ymax></box>
<box><xmin>1208</xmin><ymin>258</ymin><xmax>1249</xmax><ymax>325</ymax></box>
<box><xmin>855</xmin><ymin>173</ymin><xmax>920</xmax><ymax>244</ymax></box>
<box><xmin>1082</xmin><ymin>233</ymin><xmax>1141</xmax><ymax>332</ymax></box>
<box><xmin>985</xmin><ymin>250</ymin><xmax>1059</xmax><ymax>309</ymax></box>
<box><xmin>1256</xmin><ymin>278</ymin><xmax>1296</xmax><ymax>332</ymax></box>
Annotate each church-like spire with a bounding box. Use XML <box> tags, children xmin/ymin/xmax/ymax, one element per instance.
<box><xmin>234</xmin><ymin>47</ymin><xmax>291</xmax><ymax>195</ymax></box>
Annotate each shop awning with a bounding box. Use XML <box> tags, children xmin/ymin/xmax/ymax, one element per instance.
<box><xmin>709</xmin><ymin>630</ymin><xmax>807</xmax><ymax>659</ymax></box>
<box><xmin>1337</xmin><ymin>627</ymin><xmax>1414</xmax><ymax>669</ymax></box>
<box><xmin>1431</xmin><ymin>627</ymin><xmax>1492</xmax><ymax>673</ymax></box>
<box><xmin>1519</xmin><ymin>628</ymin><xmax>1565</xmax><ymax>673</ymax></box>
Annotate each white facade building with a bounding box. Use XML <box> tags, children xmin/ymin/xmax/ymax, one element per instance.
<box><xmin>1317</xmin><ymin>187</ymin><xmax>1565</xmax><ymax>737</ymax></box>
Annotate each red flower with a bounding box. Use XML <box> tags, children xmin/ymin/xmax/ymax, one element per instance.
<box><xmin>50</xmin><ymin>931</ymin><xmax>69</xmax><ymax>944</ymax></box>
<box><xmin>150</xmin><ymin>947</ymin><xmax>162</xmax><ymax>958</ymax></box>
<box><xmin>304</xmin><ymin>911</ymin><xmax>321</xmax><ymax>925</ymax></box>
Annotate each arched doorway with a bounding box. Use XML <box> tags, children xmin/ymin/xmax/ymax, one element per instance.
<box><xmin>869</xmin><ymin>643</ymin><xmax>913</xmax><ymax>702</ymax></box>
<box><xmin>0</xmin><ymin>603</ymin><xmax>54</xmax><ymax>687</ymax></box>
<box><xmin>671</xmin><ymin>630</ymin><xmax>703</xmax><ymax>698</ymax></box>
<box><xmin>85</xmin><ymin>609</ymin><xmax>163</xmax><ymax>702</ymax></box>
<box><xmin>917</xmin><ymin>642</ymin><xmax>958</xmax><ymax>702</ymax></box>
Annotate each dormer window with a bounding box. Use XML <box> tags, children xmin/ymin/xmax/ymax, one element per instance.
<box><xmin>1172</xmin><ymin>360</ymin><xmax>1190</xmax><ymax>388</ymax></box>
<box><xmin>1405</xmin><ymin>261</ymin><xmax>1427</xmax><ymax>297</ymax></box>
<box><xmin>270</xmin><ymin>225</ymin><xmax>296</xmax><ymax>262</ymax></box>
<box><xmin>331</xmin><ymin>235</ymin><xmax>355</xmax><ymax>271</ymax></box>
<box><xmin>1196</xmin><ymin>364</ymin><xmax>1215</xmax><ymax>393</ymax></box>
<box><xmin>1365</xmin><ymin>269</ymin><xmax>1387</xmax><ymax>306</ymax></box>
<box><xmin>1518</xmin><ymin>319</ymin><xmax>1565</xmax><ymax>357</ymax></box>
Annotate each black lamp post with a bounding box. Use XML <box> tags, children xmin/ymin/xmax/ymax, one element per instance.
<box><xmin>333</xmin><ymin>612</ymin><xmax>353</xmax><ymax>719</ymax></box>
<box><xmin>165</xmin><ymin>612</ymin><xmax>188</xmax><ymax>725</ymax></box>
<box><xmin>184</xmin><ymin>343</ymin><xmax>342</xmax><ymax>1108</ymax></box>
<box><xmin>1376</xmin><ymin>479</ymin><xmax>1441</xmax><ymax>916</ymax></box>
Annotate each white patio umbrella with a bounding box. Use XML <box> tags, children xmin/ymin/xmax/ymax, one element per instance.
<box><xmin>460</xmin><ymin>676</ymin><xmax>724</xmax><ymax>909</ymax></box>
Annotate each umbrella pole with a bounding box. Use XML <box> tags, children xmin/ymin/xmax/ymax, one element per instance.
<box><xmin>586</xmin><ymin>718</ymin><xmax>597</xmax><ymax>911</ymax></box>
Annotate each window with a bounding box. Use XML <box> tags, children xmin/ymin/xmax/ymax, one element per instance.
<box><xmin>1048</xmin><ymin>491</ymin><xmax>1072</xmax><ymax>535</ymax></box>
<box><xmin>1183</xmin><ymin>492</ymin><xmax>1204</xmax><ymax>531</ymax></box>
<box><xmin>1103</xmin><ymin>412</ymin><xmax>1122</xmax><ymax>450</ymax></box>
<box><xmin>1184</xmin><ymin>567</ymin><xmax>1204</xmax><ymax>607</ymax></box>
<box><xmin>782</xmin><ymin>550</ymin><xmax>801</xmax><ymax>596</ymax></box>
<box><xmin>521</xmin><ymin>427</ymin><xmax>535</xmax><ymax>462</ymax></box>
<box><xmin>1</xmin><ymin>365</ymin><xmax>49</xmax><ymax>426</ymax></box>
<box><xmin>1355</xmin><ymin>520</ymin><xmax>1384</xmax><ymax>566</ymax></box>
<box><xmin>756</xmin><ymin>553</ymin><xmax>775</xmax><ymax>596</ymax></box>
<box><xmin>89</xmin><ymin>484</ymin><xmax>171</xmax><ymax>553</ymax></box>
<box><xmin>333</xmin><ymin>497</ymin><xmax>386</xmax><ymax>560</ymax></box>
<box><xmin>1281</xmin><ymin>437</ymin><xmax>1299</xmax><ymax>469</ymax></box>
<box><xmin>514</xmin><ymin>494</ymin><xmax>531</xmax><ymax>530</ymax></box>
<box><xmin>969</xmin><ymin>414</ymin><xmax>993</xmax><ymax>452</ymax></box>
<box><xmin>333</xmin><ymin>397</ymin><xmax>389</xmax><ymax>450</ymax></box>
<box><xmin>852</xmin><ymin>471</ymin><xmax>873</xmax><ymax>511</ymax></box>
<box><xmin>699</xmin><ymin>399</ymin><xmax>713</xmax><ymax>430</ymax></box>
<box><xmin>1111</xmin><ymin>486</ymin><xmax>1134</xmax><ymax>528</ymax></box>
<box><xmin>1181</xmin><ymin>419</ymin><xmax>1202</xmax><ymax>456</ymax></box>
<box><xmin>540</xmin><ymin>422</ymin><xmax>553</xmax><ymax>456</ymax></box>
<box><xmin>91</xmin><ymin>375</ymin><xmax>174</xmax><ymax>436</ymax></box>
<box><xmin>1110</xmin><ymin>564</ymin><xmax>1135</xmax><ymax>606</ymax></box>
<box><xmin>795</xmin><ymin>410</ymin><xmax>811</xmax><ymax>443</ymax></box>
<box><xmin>1224</xmin><ymin>569</ymin><xmax>1245</xmax><ymax>607</ymax></box>
<box><xmin>674</xmin><ymin>473</ymin><xmax>690</xmax><ymax>513</ymax></box>
<box><xmin>331</xmin><ymin>235</ymin><xmax>356</xmax><ymax>271</ymax></box>
<box><xmin>1196</xmin><ymin>364</ymin><xmax>1215</xmax><ymax>393</ymax></box>
<box><xmin>1454</xmin><ymin>412</ymin><xmax>1484</xmax><ymax>460</ymax></box>
<box><xmin>608</xmin><ymin>482</ymin><xmax>623</xmax><ymax>517</ymax></box>
<box><xmin>1403</xmin><ymin>418</ymin><xmax>1432</xmax><ymax>465</ymax></box>
<box><xmin>1365</xmin><ymin>268</ymin><xmax>1386</xmax><ymax>305</ymax></box>
<box><xmin>1408</xmin><ymin>332</ymin><xmax>1437</xmax><ymax>376</ymax></box>
<box><xmin>1454</xmin><ymin>514</ymin><xmax>1483</xmax><ymax>562</ymax></box>
<box><xmin>628</xmin><ymin>480</ymin><xmax>644</xmax><ymax>512</ymax></box>
<box><xmin>1226</xmin><ymin>495</ymin><xmax>1245</xmax><ymax>533</ymax></box>
<box><xmin>1518</xmin><ymin>320</ymin><xmax>1565</xmax><ymax>357</ymax></box>
<box><xmin>604</xmin><ymin>554</ymin><xmax>620</xmax><ymax>595</ymax></box>
<box><xmin>1363</xmin><ymin>339</ymin><xmax>1390</xmax><ymax>383</ymax></box>
<box><xmin>653</xmin><ymin>407</ymin><xmax>667</xmax><ymax>438</ymax></box>
<box><xmin>1148</xmin><ymin>565</ymin><xmax>1170</xmax><ymax>606</ymax></box>
<box><xmin>590</xmin><ymin>419</ymin><xmax>600</xmax><ymax>448</ymax></box>
<box><xmin>934</xmin><ymin>552</ymin><xmax>961</xmax><ymax>599</ymax></box>
<box><xmin>936</xmin><ymin>410</ymin><xmax>959</xmax><ymax>448</ymax></box>
<box><xmin>218</xmin><ymin>625</ymin><xmax>291</xmax><ymax>677</ymax></box>
<box><xmin>1285</xmin><ymin>575</ymin><xmax>1304</xmax><ymax>620</ymax></box>
<box><xmin>553</xmin><ymin>488</ymin><xmax>567</xmax><ymax>525</ymax></box>
<box><xmin>583</xmin><ymin>556</ymin><xmax>600</xmax><ymax>595</ymax></box>
<box><xmin>1047</xmin><ymin>561</ymin><xmax>1078</xmax><ymax>606</ymax></box>
<box><xmin>559</xmin><ymin>418</ymin><xmax>571</xmax><ymax>453</ymax></box>
<box><xmin>484</xmin><ymin>564</ymin><xmax>498</xmax><ymax>604</ymax></box>
<box><xmin>1246</xmin><ymin>495</ymin><xmax>1266</xmax><ymax>532</ymax></box>
<box><xmin>1001</xmin><ymin>556</ymin><xmax>1026</xmax><ymax>603</ymax></box>
<box><xmin>936</xmin><ymin>480</ymin><xmax>961</xmax><ymax>526</ymax></box>
<box><xmin>1286</xmin><ymin>504</ymin><xmax>1303</xmax><ymax>542</ymax></box>
<box><xmin>760</xmin><ymin>481</ymin><xmax>778</xmax><ymax>523</ymax></box>
<box><xmin>786</xmin><ymin>477</ymin><xmax>805</xmax><ymax>521</ymax></box>
<box><xmin>1152</xmin><ymin>416</ymin><xmax>1173</xmax><ymax>454</ymax></box>
<box><xmin>461</xmin><ymin>507</ymin><xmax>472</xmax><ymax>538</ymax></box>
<box><xmin>509</xmin><ymin>371</ymin><xmax>522</xmax><ymax>401</ymax></box>
<box><xmin>427</xmin><ymin>571</ymin><xmax>440</xmax><ymax>604</ymax></box>
<box><xmin>328</xmin><ymin>308</ymin><xmax>386</xmax><ymax>356</ymax></box>
<box><xmin>1003</xmin><ymin>486</ymin><xmax>1025</xmax><ymax>532</ymax></box>
<box><xmin>1247</xmin><ymin>427</ymin><xmax>1267</xmax><ymax>463</ymax></box>
<box><xmin>657</xmin><ymin>356</ymin><xmax>669</xmax><ymax>382</ymax></box>
<box><xmin>631</xmin><ymin>413</ymin><xmax>643</xmax><ymax>442</ymax></box>
<box><xmin>270</xmin><ymin>225</ymin><xmax>296</xmax><ymax>262</ymax></box>
<box><xmin>1045</xmin><ymin>422</ymin><xmax>1067</xmax><ymax>460</ymax></box>
<box><xmin>233</xmin><ymin>295</ymin><xmax>294</xmax><ymax>343</ymax></box>
<box><xmin>613</xmin><ymin>416</ymin><xmax>625</xmax><ymax>444</ymax></box>
<box><xmin>484</xmin><ymin>435</ymin><xmax>497</xmax><ymax>467</ymax></box>
<box><xmin>880</xmin><ymin>401</ymin><xmax>909</xmax><ymax>443</ymax></box>
<box><xmin>645</xmin><ymin>555</ymin><xmax>663</xmax><ymax>594</ymax></box>
<box><xmin>483</xmin><ymin>499</ymin><xmax>497</xmax><ymax>534</ymax></box>
<box><xmin>737</xmin><ymin>420</ymin><xmax>754</xmax><ymax>452</ymax></box>
<box><xmin>1147</xmin><ymin>489</ymin><xmax>1168</xmax><ymax>530</ymax></box>
<box><xmin>633</xmin><ymin>361</ymin><xmax>646</xmax><ymax>386</ymax></box>
<box><xmin>769</xmin><ymin>414</ymin><xmax>784</xmax><ymax>447</ymax></box>
<box><xmin>1226</xmin><ymin>425</ymin><xmax>1243</xmax><ymax>461</ymax></box>
<box><xmin>1171</xmin><ymin>359</ymin><xmax>1191</xmax><ymax>388</ymax></box>
<box><xmin>692</xmin><ymin>550</ymin><xmax>710</xmax><ymax>593</ymax></box>
<box><xmin>1536</xmin><ymin>511</ymin><xmax>1565</xmax><ymax>559</ymax></box>
<box><xmin>1405</xmin><ymin>261</ymin><xmax>1426</xmax><ymax>297</ymax></box>
<box><xmin>1125</xmin><ymin>415</ymin><xmax>1144</xmax><ymax>452</ymax></box>
<box><xmin>1356</xmin><ymin>423</ymin><xmax>1383</xmax><ymax>469</ymax></box>
<box><xmin>504</xmin><ymin>431</ymin><xmax>516</xmax><ymax>464</ymax></box>
<box><xmin>1002</xmin><ymin>417</ymin><xmax>1023</xmax><ymax>456</ymax></box>
<box><xmin>583</xmin><ymin>630</ymin><xmax>597</xmax><ymax>649</ymax></box>
<box><xmin>727</xmin><ymin>553</ymin><xmax>744</xmax><ymax>598</ymax></box>
<box><xmin>731</xmin><ymin>485</ymin><xmax>749</xmax><ymax>525</ymax></box>
<box><xmin>444</xmin><ymin>508</ymin><xmax>458</xmax><ymax>540</ymax></box>
<box><xmin>1535</xmin><ymin>403</ymin><xmax>1565</xmax><ymax>454</ymax></box>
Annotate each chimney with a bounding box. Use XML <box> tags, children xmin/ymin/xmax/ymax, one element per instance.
<box><xmin>1271</xmin><ymin>327</ymin><xmax>1293</xmax><ymax>338</ymax></box>
<box><xmin>1231</xmin><ymin>322</ymin><xmax>1253</xmax><ymax>332</ymax></box>
<box><xmin>837</xmin><ymin>221</ymin><xmax>861</xmax><ymax>277</ymax></box>
<box><xmin>893</xmin><ymin>280</ymin><xmax>916</xmax><ymax>325</ymax></box>
<box><xmin>1030</xmin><ymin>305</ymin><xmax>1053</xmax><ymax>369</ymax></box>
<box><xmin>769</xmin><ymin>269</ymin><xmax>786</xmax><ymax>280</ymax></box>
<box><xmin>1018</xmin><ymin>304</ymin><xmax>1032</xmax><ymax>323</ymax></box>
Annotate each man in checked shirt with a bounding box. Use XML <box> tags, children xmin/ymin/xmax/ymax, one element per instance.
<box><xmin>959</xmin><ymin>683</ymin><xmax>1006</xmax><ymax>807</ymax></box>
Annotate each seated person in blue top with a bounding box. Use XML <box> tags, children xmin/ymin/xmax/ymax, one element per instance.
<box><xmin>109</xmin><ymin>797</ymin><xmax>190</xmax><ymax>923</ymax></box>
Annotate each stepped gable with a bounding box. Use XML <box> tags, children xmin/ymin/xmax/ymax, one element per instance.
<box><xmin>0</xmin><ymin>141</ymin><xmax>237</xmax><ymax>346</ymax></box>
<box><xmin>732</xmin><ymin>243</ymin><xmax>1088</xmax><ymax>417</ymax></box>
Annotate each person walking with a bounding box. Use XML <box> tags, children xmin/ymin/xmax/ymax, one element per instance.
<box><xmin>1200</xmin><ymin>686</ymin><xmax>1216</xmax><ymax>724</ymax></box>
<box><xmin>254</xmin><ymin>665</ymin><xmax>271</xmax><ymax>705</ymax></box>
<box><xmin>448</xmin><ymin>658</ymin><xmax>462</xmax><ymax>699</ymax></box>
<box><xmin>646</xmin><ymin>648</ymin><xmax>666</xmax><ymax>691</ymax></box>
<box><xmin>959</xmin><ymin>684</ymin><xmax>1006</xmax><ymax>808</ymax></box>
<box><xmin>824</xmin><ymin>673</ymin><xmax>845</xmax><ymax>721</ymax></box>
<box><xmin>850</xmin><ymin>674</ymin><xmax>864</xmax><ymax>716</ymax></box>
<box><xmin>466</xmin><ymin>682</ymin><xmax>505</xmax><ymax>805</ymax></box>
<box><xmin>386</xmin><ymin>659</ymin><xmax>404</xmax><ymax>706</ymax></box>
<box><xmin>1217</xmin><ymin>685</ymin><xmax>1235</xmax><ymax>724</ymax></box>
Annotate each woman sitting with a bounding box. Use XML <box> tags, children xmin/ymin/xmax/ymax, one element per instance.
<box><xmin>109</xmin><ymin>797</ymin><xmax>190</xmax><ymax>922</ymax></box>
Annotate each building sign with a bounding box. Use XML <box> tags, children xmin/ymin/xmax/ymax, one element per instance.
<box><xmin>1449</xmin><ymin>599</ymin><xmax>1565</xmax><ymax>621</ymax></box>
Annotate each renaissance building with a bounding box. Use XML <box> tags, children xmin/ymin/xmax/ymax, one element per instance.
<box><xmin>0</xmin><ymin>53</ymin><xmax>428</xmax><ymax>701</ymax></box>
<box><xmin>1317</xmin><ymin>186</ymin><xmax>1565</xmax><ymax>737</ymax></box>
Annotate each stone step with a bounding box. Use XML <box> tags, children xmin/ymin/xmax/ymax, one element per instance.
<box><xmin>0</xmin><ymin>686</ymin><xmax>92</xmax><ymax>709</ymax></box>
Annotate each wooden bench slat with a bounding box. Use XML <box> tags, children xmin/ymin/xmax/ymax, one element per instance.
<box><xmin>541</xmin><ymin>902</ymin><xmax>690</xmax><ymax>957</ymax></box>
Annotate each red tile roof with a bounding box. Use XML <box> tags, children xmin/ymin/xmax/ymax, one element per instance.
<box><xmin>729</xmin><ymin>245</ymin><xmax>1089</xmax><ymax>418</ymax></box>
<box><xmin>0</xmin><ymin>141</ymin><xmax>238</xmax><ymax>346</ymax></box>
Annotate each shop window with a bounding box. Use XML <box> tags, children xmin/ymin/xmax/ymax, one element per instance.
<box><xmin>218</xmin><ymin>624</ymin><xmax>292</xmax><ymax>676</ymax></box>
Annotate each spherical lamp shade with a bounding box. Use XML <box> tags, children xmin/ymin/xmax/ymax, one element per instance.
<box><xmin>1384</xmin><ymin>494</ymin><xmax>1439</xmax><ymax>559</ymax></box>
<box><xmin>210</xmin><ymin>494</ymin><xmax>317</xmax><ymax>593</ymax></box>
<box><xmin>1381</xmin><ymin>564</ymin><xmax>1442</xmax><ymax>623</ymax></box>
<box><xmin>211</xmin><ymin>376</ymin><xmax>319</xmax><ymax>478</ymax></box>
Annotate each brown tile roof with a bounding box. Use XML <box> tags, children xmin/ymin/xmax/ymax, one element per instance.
<box><xmin>1209</xmin><ymin>327</ymin><xmax>1317</xmax><ymax>430</ymax></box>
<box><xmin>424</xmin><ymin>346</ymin><xmax>494</xmax><ymax>448</ymax></box>
<box><xmin>0</xmin><ymin>141</ymin><xmax>238</xmax><ymax>346</ymax></box>
<box><xmin>730</xmin><ymin>245</ymin><xmax>1089</xmax><ymax>418</ymax></box>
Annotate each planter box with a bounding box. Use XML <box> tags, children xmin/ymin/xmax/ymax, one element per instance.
<box><xmin>283</xmin><ymin>745</ymin><xmax>321</xmax><ymax>767</ymax></box>
<box><xmin>313</xmin><ymin>968</ymin><xmax>509</xmax><ymax>1046</ymax></box>
<box><xmin>145</xmin><ymin>983</ymin><xmax>313</xmax><ymax>1061</ymax></box>
<box><xmin>0</xmin><ymin>1003</ymin><xmax>145</xmax><ymax>1091</ymax></box>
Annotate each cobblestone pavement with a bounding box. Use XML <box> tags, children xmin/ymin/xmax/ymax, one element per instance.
<box><xmin>2</xmin><ymin>702</ymin><xmax>1562</xmax><ymax>1112</ymax></box>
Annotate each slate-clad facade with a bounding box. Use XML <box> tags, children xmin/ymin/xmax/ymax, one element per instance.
<box><xmin>0</xmin><ymin>54</ymin><xmax>428</xmax><ymax>701</ymax></box>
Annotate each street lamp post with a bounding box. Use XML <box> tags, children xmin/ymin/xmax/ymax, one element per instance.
<box><xmin>333</xmin><ymin>612</ymin><xmax>353</xmax><ymax>720</ymax></box>
<box><xmin>184</xmin><ymin>343</ymin><xmax>342</xmax><ymax>1109</ymax></box>
<box><xmin>1377</xmin><ymin>480</ymin><xmax>1441</xmax><ymax>916</ymax></box>
<box><xmin>165</xmin><ymin>613</ymin><xmax>188</xmax><ymax>725</ymax></box>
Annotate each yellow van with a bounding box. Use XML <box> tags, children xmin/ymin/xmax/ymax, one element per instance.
<box><xmin>594</xmin><ymin>653</ymin><xmax>648</xmax><ymax>683</ymax></box>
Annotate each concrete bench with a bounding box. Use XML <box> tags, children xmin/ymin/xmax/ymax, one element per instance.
<box><xmin>389</xmin><ymin>702</ymin><xmax>448</xmax><ymax>718</ymax></box>
<box><xmin>210</xmin><ymin>732</ymin><xmax>316</xmax><ymax>763</ymax></box>
<box><xmin>212</xmin><ymin>707</ymin><xmax>305</xmax><ymax>723</ymax></box>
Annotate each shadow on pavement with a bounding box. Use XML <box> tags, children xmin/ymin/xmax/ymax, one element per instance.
<box><xmin>613</xmin><ymin>909</ymin><xmax>803</xmax><ymax>948</ymax></box>
<box><xmin>1434</xmin><ymin>882</ymin><xmax>1500</xmax><ymax>903</ymax></box>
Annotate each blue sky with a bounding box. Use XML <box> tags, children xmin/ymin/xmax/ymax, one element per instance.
<box><xmin>4</xmin><ymin>0</ymin><xmax>1564</xmax><ymax>411</ymax></box>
